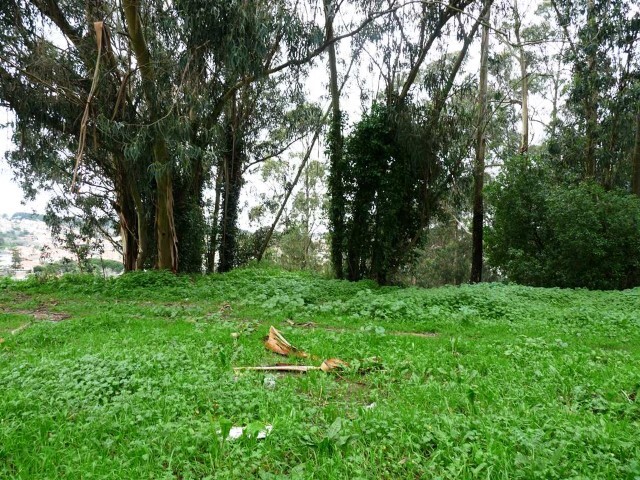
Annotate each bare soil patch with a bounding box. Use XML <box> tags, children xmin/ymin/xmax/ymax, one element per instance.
<box><xmin>1</xmin><ymin>299</ymin><xmax>71</xmax><ymax>325</ymax></box>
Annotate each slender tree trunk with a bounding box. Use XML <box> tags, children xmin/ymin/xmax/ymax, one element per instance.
<box><xmin>255</xmin><ymin>43</ymin><xmax>358</xmax><ymax>266</ymax></box>
<box><xmin>218</xmin><ymin>95</ymin><xmax>244</xmax><ymax>273</ymax></box>
<box><xmin>324</xmin><ymin>0</ymin><xmax>345</xmax><ymax>279</ymax></box>
<box><xmin>407</xmin><ymin>0</ymin><xmax>490</xmax><ymax>249</ymax></box>
<box><xmin>257</xmin><ymin>127</ymin><xmax>322</xmax><ymax>261</ymax></box>
<box><xmin>632</xmin><ymin>109</ymin><xmax>640</xmax><ymax>196</ymax></box>
<box><xmin>550</xmin><ymin>43</ymin><xmax>564</xmax><ymax>139</ymax></box>
<box><xmin>255</xmin><ymin>35</ymin><xmax>358</xmax><ymax>265</ymax></box>
<box><xmin>584</xmin><ymin>0</ymin><xmax>597</xmax><ymax>179</ymax></box>
<box><xmin>303</xmin><ymin>164</ymin><xmax>310</xmax><ymax>268</ymax></box>
<box><xmin>471</xmin><ymin>0</ymin><xmax>491</xmax><ymax>283</ymax></box>
<box><xmin>130</xmin><ymin>181</ymin><xmax>148</xmax><ymax>270</ymax></box>
<box><xmin>518</xmin><ymin>56</ymin><xmax>529</xmax><ymax>154</ymax></box>
<box><xmin>513</xmin><ymin>0</ymin><xmax>528</xmax><ymax>153</ymax></box>
<box><xmin>207</xmin><ymin>170</ymin><xmax>222</xmax><ymax>272</ymax></box>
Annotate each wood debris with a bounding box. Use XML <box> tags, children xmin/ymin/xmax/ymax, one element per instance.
<box><xmin>264</xmin><ymin>326</ymin><xmax>309</xmax><ymax>358</ymax></box>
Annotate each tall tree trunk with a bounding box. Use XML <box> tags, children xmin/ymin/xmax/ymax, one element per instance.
<box><xmin>584</xmin><ymin>0</ymin><xmax>597</xmax><ymax>179</ymax></box>
<box><xmin>324</xmin><ymin>0</ymin><xmax>346</xmax><ymax>279</ymax></box>
<box><xmin>218</xmin><ymin>95</ymin><xmax>244</xmax><ymax>273</ymax></box>
<box><xmin>471</xmin><ymin>0</ymin><xmax>491</xmax><ymax>283</ymax></box>
<box><xmin>123</xmin><ymin>0</ymin><xmax>178</xmax><ymax>271</ymax></box>
<box><xmin>217</xmin><ymin>157</ymin><xmax>242</xmax><ymax>273</ymax></box>
<box><xmin>153</xmin><ymin>139</ymin><xmax>178</xmax><ymax>271</ymax></box>
<box><xmin>513</xmin><ymin>0</ymin><xmax>529</xmax><ymax>153</ymax></box>
<box><xmin>255</xmin><ymin>49</ymin><xmax>358</xmax><ymax>264</ymax></box>
<box><xmin>550</xmin><ymin>43</ymin><xmax>564</xmax><ymax>139</ymax></box>
<box><xmin>408</xmin><ymin>0</ymin><xmax>491</xmax><ymax>250</ymax></box>
<box><xmin>303</xmin><ymin>163</ymin><xmax>311</xmax><ymax>269</ymax></box>
<box><xmin>632</xmin><ymin>109</ymin><xmax>640</xmax><ymax>196</ymax></box>
<box><xmin>256</xmin><ymin>126</ymin><xmax>322</xmax><ymax>262</ymax></box>
<box><xmin>112</xmin><ymin>155</ymin><xmax>143</xmax><ymax>272</ymax></box>
<box><xmin>172</xmin><ymin>143</ymin><xmax>205</xmax><ymax>272</ymax></box>
<box><xmin>207</xmin><ymin>170</ymin><xmax>222</xmax><ymax>272</ymax></box>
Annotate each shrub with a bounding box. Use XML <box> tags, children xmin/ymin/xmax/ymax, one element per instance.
<box><xmin>486</xmin><ymin>155</ymin><xmax>640</xmax><ymax>289</ymax></box>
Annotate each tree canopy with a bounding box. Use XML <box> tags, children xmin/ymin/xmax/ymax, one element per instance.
<box><xmin>1</xmin><ymin>0</ymin><xmax>639</xmax><ymax>288</ymax></box>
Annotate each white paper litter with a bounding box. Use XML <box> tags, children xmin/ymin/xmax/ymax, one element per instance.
<box><xmin>221</xmin><ymin>425</ymin><xmax>273</xmax><ymax>440</ymax></box>
<box><xmin>227</xmin><ymin>426</ymin><xmax>245</xmax><ymax>440</ymax></box>
<box><xmin>256</xmin><ymin>425</ymin><xmax>273</xmax><ymax>439</ymax></box>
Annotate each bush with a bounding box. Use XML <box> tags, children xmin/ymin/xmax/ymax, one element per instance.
<box><xmin>486</xmin><ymin>155</ymin><xmax>640</xmax><ymax>289</ymax></box>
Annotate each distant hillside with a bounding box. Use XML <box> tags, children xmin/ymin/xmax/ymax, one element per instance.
<box><xmin>0</xmin><ymin>213</ymin><xmax>121</xmax><ymax>277</ymax></box>
<box><xmin>11</xmin><ymin>212</ymin><xmax>45</xmax><ymax>221</ymax></box>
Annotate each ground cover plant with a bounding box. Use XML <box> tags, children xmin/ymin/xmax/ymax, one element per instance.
<box><xmin>1</xmin><ymin>266</ymin><xmax>639</xmax><ymax>479</ymax></box>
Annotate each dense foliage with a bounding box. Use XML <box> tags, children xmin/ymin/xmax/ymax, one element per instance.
<box><xmin>0</xmin><ymin>0</ymin><xmax>327</xmax><ymax>273</ymax></box>
<box><xmin>487</xmin><ymin>155</ymin><xmax>640</xmax><ymax>289</ymax></box>
<box><xmin>343</xmin><ymin>103</ymin><xmax>421</xmax><ymax>283</ymax></box>
<box><xmin>1</xmin><ymin>0</ymin><xmax>639</xmax><ymax>286</ymax></box>
<box><xmin>1</xmin><ymin>267</ymin><xmax>639</xmax><ymax>477</ymax></box>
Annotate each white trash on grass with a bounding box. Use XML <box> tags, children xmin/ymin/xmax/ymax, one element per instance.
<box><xmin>219</xmin><ymin>424</ymin><xmax>273</xmax><ymax>441</ymax></box>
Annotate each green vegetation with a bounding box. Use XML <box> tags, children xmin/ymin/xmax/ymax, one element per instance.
<box><xmin>1</xmin><ymin>267</ymin><xmax>639</xmax><ymax>478</ymax></box>
<box><xmin>32</xmin><ymin>258</ymin><xmax>125</xmax><ymax>278</ymax></box>
<box><xmin>0</xmin><ymin>230</ymin><xmax>26</xmax><ymax>248</ymax></box>
<box><xmin>10</xmin><ymin>248</ymin><xmax>22</xmax><ymax>271</ymax></box>
<box><xmin>487</xmin><ymin>155</ymin><xmax>640</xmax><ymax>289</ymax></box>
<box><xmin>2</xmin><ymin>0</ymin><xmax>639</xmax><ymax>283</ymax></box>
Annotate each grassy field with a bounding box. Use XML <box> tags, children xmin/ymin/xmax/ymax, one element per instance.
<box><xmin>1</xmin><ymin>267</ymin><xmax>639</xmax><ymax>479</ymax></box>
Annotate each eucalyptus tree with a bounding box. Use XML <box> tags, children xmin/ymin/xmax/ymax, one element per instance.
<box><xmin>490</xmin><ymin>0</ymin><xmax>556</xmax><ymax>154</ymax></box>
<box><xmin>215</xmin><ymin>90</ymin><xmax>322</xmax><ymax>272</ymax></box>
<box><xmin>0</xmin><ymin>0</ymin><xmax>150</xmax><ymax>271</ymax></box>
<box><xmin>324</xmin><ymin>0</ymin><xmax>346</xmax><ymax>279</ymax></box>
<box><xmin>470</xmin><ymin>0</ymin><xmax>491</xmax><ymax>283</ymax></box>
<box><xmin>340</xmin><ymin>0</ymin><xmax>492</xmax><ymax>283</ymax></box>
<box><xmin>550</xmin><ymin>0</ymin><xmax>640</xmax><ymax>187</ymax></box>
<box><xmin>0</xmin><ymin>0</ymin><xmax>392</xmax><ymax>272</ymax></box>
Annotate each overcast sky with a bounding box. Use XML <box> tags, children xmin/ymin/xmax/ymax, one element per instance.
<box><xmin>0</xmin><ymin>111</ymin><xmax>50</xmax><ymax>216</ymax></box>
<box><xmin>0</xmin><ymin>109</ymin><xmax>47</xmax><ymax>216</ymax></box>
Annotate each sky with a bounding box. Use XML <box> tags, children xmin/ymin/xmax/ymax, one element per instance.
<box><xmin>0</xmin><ymin>114</ymin><xmax>50</xmax><ymax>217</ymax></box>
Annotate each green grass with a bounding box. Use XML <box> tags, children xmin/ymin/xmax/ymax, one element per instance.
<box><xmin>1</xmin><ymin>266</ymin><xmax>639</xmax><ymax>479</ymax></box>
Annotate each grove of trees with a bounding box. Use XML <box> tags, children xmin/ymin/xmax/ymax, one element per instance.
<box><xmin>1</xmin><ymin>0</ymin><xmax>639</xmax><ymax>289</ymax></box>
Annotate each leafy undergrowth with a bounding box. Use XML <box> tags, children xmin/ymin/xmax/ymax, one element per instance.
<box><xmin>1</xmin><ymin>266</ymin><xmax>639</xmax><ymax>479</ymax></box>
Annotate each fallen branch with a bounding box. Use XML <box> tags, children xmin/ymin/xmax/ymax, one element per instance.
<box><xmin>11</xmin><ymin>323</ymin><xmax>32</xmax><ymax>335</ymax></box>
<box><xmin>233</xmin><ymin>365</ymin><xmax>320</xmax><ymax>373</ymax></box>
<box><xmin>236</xmin><ymin>327</ymin><xmax>352</xmax><ymax>374</ymax></box>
